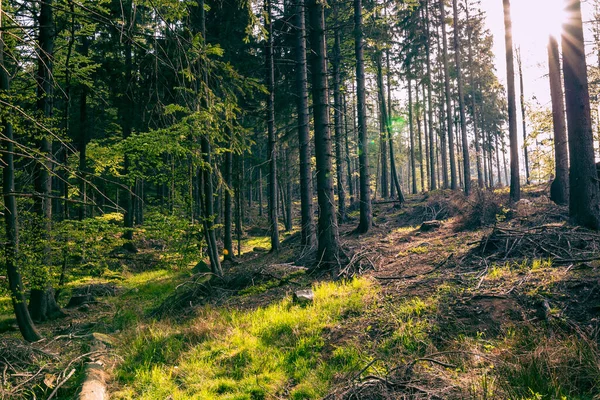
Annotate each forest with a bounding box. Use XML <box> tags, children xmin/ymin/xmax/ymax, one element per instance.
<box><xmin>2</xmin><ymin>0</ymin><xmax>600</xmax><ymax>398</ymax></box>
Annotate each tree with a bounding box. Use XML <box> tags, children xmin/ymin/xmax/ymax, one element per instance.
<box><xmin>439</xmin><ymin>0</ymin><xmax>457</xmax><ymax>190</ymax></box>
<box><xmin>354</xmin><ymin>0</ymin><xmax>372</xmax><ymax>233</ymax></box>
<box><xmin>562</xmin><ymin>0</ymin><xmax>600</xmax><ymax>229</ymax></box>
<box><xmin>29</xmin><ymin>0</ymin><xmax>63</xmax><ymax>322</ymax></box>
<box><xmin>1</xmin><ymin>9</ymin><xmax>42</xmax><ymax>341</ymax></box>
<box><xmin>332</xmin><ymin>14</ymin><xmax>347</xmax><ymax>221</ymax></box>
<box><xmin>308</xmin><ymin>0</ymin><xmax>342</xmax><ymax>267</ymax></box>
<box><xmin>548</xmin><ymin>35</ymin><xmax>569</xmax><ymax>205</ymax></box>
<box><xmin>265</xmin><ymin>0</ymin><xmax>280</xmax><ymax>252</ymax></box>
<box><xmin>295</xmin><ymin>0</ymin><xmax>316</xmax><ymax>247</ymax></box>
<box><xmin>502</xmin><ymin>0</ymin><xmax>520</xmax><ymax>202</ymax></box>
<box><xmin>516</xmin><ymin>48</ymin><xmax>530</xmax><ymax>185</ymax></box>
<box><xmin>453</xmin><ymin>0</ymin><xmax>471</xmax><ymax>195</ymax></box>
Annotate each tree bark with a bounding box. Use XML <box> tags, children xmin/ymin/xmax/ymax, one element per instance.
<box><xmin>425</xmin><ymin>0</ymin><xmax>437</xmax><ymax>190</ymax></box>
<box><xmin>502</xmin><ymin>0</ymin><xmax>521</xmax><ymax>201</ymax></box>
<box><xmin>439</xmin><ymin>0</ymin><xmax>457</xmax><ymax>190</ymax></box>
<box><xmin>195</xmin><ymin>0</ymin><xmax>222</xmax><ymax>276</ymax></box>
<box><xmin>333</xmin><ymin>23</ymin><xmax>347</xmax><ymax>221</ymax></box>
<box><xmin>408</xmin><ymin>79</ymin><xmax>418</xmax><ymax>194</ymax></box>
<box><xmin>516</xmin><ymin>48</ymin><xmax>530</xmax><ymax>184</ymax></box>
<box><xmin>224</xmin><ymin>150</ymin><xmax>234</xmax><ymax>260</ymax></box>
<box><xmin>354</xmin><ymin>0</ymin><xmax>372</xmax><ymax>233</ymax></box>
<box><xmin>308</xmin><ymin>0</ymin><xmax>342</xmax><ymax>267</ymax></box>
<box><xmin>1</xmin><ymin>22</ymin><xmax>42</xmax><ymax>341</ymax></box>
<box><xmin>295</xmin><ymin>0</ymin><xmax>316</xmax><ymax>246</ymax></box>
<box><xmin>548</xmin><ymin>35</ymin><xmax>569</xmax><ymax>205</ymax></box>
<box><xmin>265</xmin><ymin>0</ymin><xmax>280</xmax><ymax>251</ymax></box>
<box><xmin>453</xmin><ymin>0</ymin><xmax>471</xmax><ymax>195</ymax></box>
<box><xmin>30</xmin><ymin>0</ymin><xmax>63</xmax><ymax>322</ymax></box>
<box><xmin>562</xmin><ymin>0</ymin><xmax>600</xmax><ymax>229</ymax></box>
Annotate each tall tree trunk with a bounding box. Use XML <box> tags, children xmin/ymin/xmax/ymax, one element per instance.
<box><xmin>285</xmin><ymin>149</ymin><xmax>293</xmax><ymax>231</ymax></box>
<box><xmin>195</xmin><ymin>0</ymin><xmax>222</xmax><ymax>276</ymax></box>
<box><xmin>344</xmin><ymin>93</ymin><xmax>355</xmax><ymax>205</ymax></box>
<box><xmin>122</xmin><ymin>0</ymin><xmax>135</xmax><ymax>243</ymax></box>
<box><xmin>333</xmin><ymin>24</ymin><xmax>347</xmax><ymax>221</ymax></box>
<box><xmin>386</xmin><ymin>50</ymin><xmax>396</xmax><ymax>197</ymax></box>
<box><xmin>516</xmin><ymin>48</ymin><xmax>530</xmax><ymax>184</ymax></box>
<box><xmin>1</xmin><ymin>20</ymin><xmax>42</xmax><ymax>341</ymax></box>
<box><xmin>502</xmin><ymin>0</ymin><xmax>521</xmax><ymax>201</ymax></box>
<box><xmin>548</xmin><ymin>34</ymin><xmax>569</xmax><ymax>205</ymax></box>
<box><xmin>78</xmin><ymin>37</ymin><xmax>90</xmax><ymax>220</ymax></box>
<box><xmin>308</xmin><ymin>0</ymin><xmax>342</xmax><ymax>267</ymax></box>
<box><xmin>439</xmin><ymin>0</ymin><xmax>457</xmax><ymax>190</ymax></box>
<box><xmin>224</xmin><ymin>149</ymin><xmax>234</xmax><ymax>260</ymax></box>
<box><xmin>425</xmin><ymin>0</ymin><xmax>437</xmax><ymax>190</ymax></box>
<box><xmin>453</xmin><ymin>0</ymin><xmax>471</xmax><ymax>195</ymax></box>
<box><xmin>354</xmin><ymin>0</ymin><xmax>372</xmax><ymax>233</ymax></box>
<box><xmin>378</xmin><ymin>52</ymin><xmax>404</xmax><ymax>201</ymax></box>
<box><xmin>265</xmin><ymin>0</ymin><xmax>280</xmax><ymax>251</ymax></box>
<box><xmin>30</xmin><ymin>0</ymin><xmax>63</xmax><ymax>322</ymax></box>
<box><xmin>375</xmin><ymin>51</ymin><xmax>389</xmax><ymax>199</ymax></box>
<box><xmin>258</xmin><ymin>168</ymin><xmax>263</xmax><ymax>216</ymax></box>
<box><xmin>295</xmin><ymin>0</ymin><xmax>316</xmax><ymax>245</ymax></box>
<box><xmin>563</xmin><ymin>0</ymin><xmax>600</xmax><ymax>229</ymax></box>
<box><xmin>408</xmin><ymin>79</ymin><xmax>418</xmax><ymax>194</ymax></box>
<box><xmin>423</xmin><ymin>82</ymin><xmax>430</xmax><ymax>192</ymax></box>
<box><xmin>416</xmin><ymin>81</ymin><xmax>424</xmax><ymax>192</ymax></box>
<box><xmin>467</xmin><ymin>1</ymin><xmax>484</xmax><ymax>189</ymax></box>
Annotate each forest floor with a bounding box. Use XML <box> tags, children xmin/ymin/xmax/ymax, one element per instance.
<box><xmin>2</xmin><ymin>186</ymin><xmax>600</xmax><ymax>399</ymax></box>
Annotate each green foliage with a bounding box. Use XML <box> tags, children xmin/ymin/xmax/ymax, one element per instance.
<box><xmin>113</xmin><ymin>278</ymin><xmax>377</xmax><ymax>399</ymax></box>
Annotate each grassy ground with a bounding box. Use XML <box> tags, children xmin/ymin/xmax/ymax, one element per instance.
<box><xmin>2</xmin><ymin>187</ymin><xmax>600</xmax><ymax>399</ymax></box>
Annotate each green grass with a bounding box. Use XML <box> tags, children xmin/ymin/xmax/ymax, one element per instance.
<box><xmin>113</xmin><ymin>278</ymin><xmax>377</xmax><ymax>399</ymax></box>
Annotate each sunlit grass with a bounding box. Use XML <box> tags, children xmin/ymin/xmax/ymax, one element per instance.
<box><xmin>113</xmin><ymin>278</ymin><xmax>377</xmax><ymax>399</ymax></box>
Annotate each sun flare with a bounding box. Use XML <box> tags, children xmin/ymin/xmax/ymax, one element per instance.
<box><xmin>512</xmin><ymin>0</ymin><xmax>567</xmax><ymax>44</ymax></box>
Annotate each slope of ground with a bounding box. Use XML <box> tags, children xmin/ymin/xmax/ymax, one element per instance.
<box><xmin>1</xmin><ymin>187</ymin><xmax>599</xmax><ymax>399</ymax></box>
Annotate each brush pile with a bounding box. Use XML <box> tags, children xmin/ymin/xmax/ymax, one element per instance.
<box><xmin>479</xmin><ymin>224</ymin><xmax>600</xmax><ymax>265</ymax></box>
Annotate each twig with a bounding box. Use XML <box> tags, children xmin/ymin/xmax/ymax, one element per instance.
<box><xmin>47</xmin><ymin>368</ymin><xmax>76</xmax><ymax>400</ymax></box>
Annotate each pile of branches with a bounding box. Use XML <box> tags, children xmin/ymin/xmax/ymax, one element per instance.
<box><xmin>0</xmin><ymin>339</ymin><xmax>57</xmax><ymax>398</ymax></box>
<box><xmin>326</xmin><ymin>356</ymin><xmax>459</xmax><ymax>400</ymax></box>
<box><xmin>479</xmin><ymin>224</ymin><xmax>600</xmax><ymax>265</ymax></box>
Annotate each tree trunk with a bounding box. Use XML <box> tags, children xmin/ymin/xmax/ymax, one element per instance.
<box><xmin>78</xmin><ymin>37</ymin><xmax>90</xmax><ymax>221</ymax></box>
<box><xmin>416</xmin><ymin>81</ymin><xmax>424</xmax><ymax>192</ymax></box>
<box><xmin>439</xmin><ymin>0</ymin><xmax>457</xmax><ymax>190</ymax></box>
<box><xmin>548</xmin><ymin>35</ymin><xmax>569</xmax><ymax>205</ymax></box>
<box><xmin>224</xmin><ymin>150</ymin><xmax>234</xmax><ymax>260</ymax></box>
<box><xmin>425</xmin><ymin>0</ymin><xmax>437</xmax><ymax>190</ymax></box>
<box><xmin>408</xmin><ymin>79</ymin><xmax>418</xmax><ymax>194</ymax></box>
<box><xmin>1</xmin><ymin>26</ymin><xmax>42</xmax><ymax>341</ymax></box>
<box><xmin>344</xmin><ymin>93</ymin><xmax>355</xmax><ymax>205</ymax></box>
<box><xmin>467</xmin><ymin>2</ymin><xmax>484</xmax><ymax>189</ymax></box>
<box><xmin>30</xmin><ymin>0</ymin><xmax>63</xmax><ymax>322</ymax></box>
<box><xmin>453</xmin><ymin>0</ymin><xmax>471</xmax><ymax>195</ymax></box>
<box><xmin>502</xmin><ymin>0</ymin><xmax>521</xmax><ymax>201</ymax></box>
<box><xmin>377</xmin><ymin>52</ymin><xmax>403</xmax><ymax>201</ymax></box>
<box><xmin>333</xmin><ymin>23</ymin><xmax>347</xmax><ymax>221</ymax></box>
<box><xmin>308</xmin><ymin>0</ymin><xmax>342</xmax><ymax>268</ymax></box>
<box><xmin>516</xmin><ymin>48</ymin><xmax>530</xmax><ymax>184</ymax></box>
<box><xmin>195</xmin><ymin>0</ymin><xmax>222</xmax><ymax>276</ymax></box>
<box><xmin>354</xmin><ymin>0</ymin><xmax>372</xmax><ymax>233</ymax></box>
<box><xmin>295</xmin><ymin>0</ymin><xmax>316</xmax><ymax>246</ymax></box>
<box><xmin>563</xmin><ymin>0</ymin><xmax>600</xmax><ymax>229</ymax></box>
<box><xmin>375</xmin><ymin>51</ymin><xmax>389</xmax><ymax>200</ymax></box>
<box><xmin>265</xmin><ymin>0</ymin><xmax>280</xmax><ymax>251</ymax></box>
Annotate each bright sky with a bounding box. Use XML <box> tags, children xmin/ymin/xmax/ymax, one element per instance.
<box><xmin>481</xmin><ymin>0</ymin><xmax>595</xmax><ymax>108</ymax></box>
<box><xmin>479</xmin><ymin>0</ymin><xmax>597</xmax><ymax>168</ymax></box>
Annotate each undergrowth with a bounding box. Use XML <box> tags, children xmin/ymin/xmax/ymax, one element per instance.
<box><xmin>112</xmin><ymin>278</ymin><xmax>378</xmax><ymax>399</ymax></box>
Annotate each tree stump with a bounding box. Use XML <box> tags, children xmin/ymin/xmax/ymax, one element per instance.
<box><xmin>420</xmin><ymin>220</ymin><xmax>442</xmax><ymax>232</ymax></box>
<box><xmin>293</xmin><ymin>289</ymin><xmax>314</xmax><ymax>305</ymax></box>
